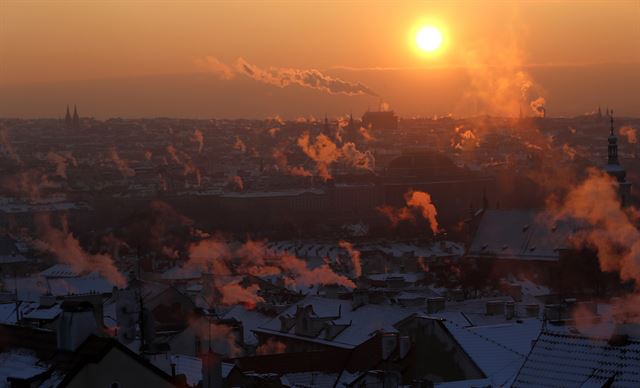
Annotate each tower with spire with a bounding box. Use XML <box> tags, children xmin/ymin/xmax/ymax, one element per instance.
<box><xmin>603</xmin><ymin>111</ymin><xmax>632</xmax><ymax>207</ymax></box>
<box><xmin>64</xmin><ymin>105</ymin><xmax>72</xmax><ymax>128</ymax></box>
<box><xmin>72</xmin><ymin>105</ymin><xmax>80</xmax><ymax>129</ymax></box>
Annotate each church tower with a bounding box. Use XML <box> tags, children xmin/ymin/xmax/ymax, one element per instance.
<box><xmin>72</xmin><ymin>105</ymin><xmax>80</xmax><ymax>129</ymax></box>
<box><xmin>64</xmin><ymin>105</ymin><xmax>72</xmax><ymax>128</ymax></box>
<box><xmin>603</xmin><ymin>111</ymin><xmax>632</xmax><ymax>206</ymax></box>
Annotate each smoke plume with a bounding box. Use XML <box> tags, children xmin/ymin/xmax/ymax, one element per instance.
<box><xmin>339</xmin><ymin>240</ymin><xmax>362</xmax><ymax>277</ymax></box>
<box><xmin>32</xmin><ymin>214</ymin><xmax>126</xmax><ymax>287</ymax></box>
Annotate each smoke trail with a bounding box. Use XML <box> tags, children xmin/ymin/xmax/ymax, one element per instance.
<box><xmin>32</xmin><ymin>213</ymin><xmax>127</xmax><ymax>287</ymax></box>
<box><xmin>339</xmin><ymin>240</ymin><xmax>362</xmax><ymax>277</ymax></box>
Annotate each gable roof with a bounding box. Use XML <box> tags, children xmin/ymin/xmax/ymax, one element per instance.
<box><xmin>468</xmin><ymin>209</ymin><xmax>579</xmax><ymax>262</ymax></box>
<box><xmin>442</xmin><ymin>318</ymin><xmax>541</xmax><ymax>387</ymax></box>
<box><xmin>0</xmin><ymin>324</ymin><xmax>176</xmax><ymax>387</ymax></box>
<box><xmin>513</xmin><ymin>331</ymin><xmax>640</xmax><ymax>387</ymax></box>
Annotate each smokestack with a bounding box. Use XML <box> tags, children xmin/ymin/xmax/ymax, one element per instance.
<box><xmin>57</xmin><ymin>301</ymin><xmax>99</xmax><ymax>352</ymax></box>
<box><xmin>201</xmin><ymin>349</ymin><xmax>223</xmax><ymax>388</ymax></box>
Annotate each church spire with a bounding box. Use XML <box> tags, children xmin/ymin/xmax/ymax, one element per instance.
<box><xmin>608</xmin><ymin>110</ymin><xmax>618</xmax><ymax>165</ymax></box>
<box><xmin>72</xmin><ymin>104</ymin><xmax>80</xmax><ymax>129</ymax></box>
<box><xmin>65</xmin><ymin>105</ymin><xmax>72</xmax><ymax>128</ymax></box>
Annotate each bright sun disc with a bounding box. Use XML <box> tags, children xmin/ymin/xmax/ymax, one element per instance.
<box><xmin>416</xmin><ymin>26</ymin><xmax>442</xmax><ymax>52</ymax></box>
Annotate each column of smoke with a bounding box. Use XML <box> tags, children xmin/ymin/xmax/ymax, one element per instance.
<box><xmin>620</xmin><ymin>126</ymin><xmax>638</xmax><ymax>158</ymax></box>
<box><xmin>297</xmin><ymin>132</ymin><xmax>374</xmax><ymax>181</ymax></box>
<box><xmin>358</xmin><ymin>126</ymin><xmax>375</xmax><ymax>142</ymax></box>
<box><xmin>233</xmin><ymin>137</ymin><xmax>247</xmax><ymax>153</ymax></box>
<box><xmin>377</xmin><ymin>190</ymin><xmax>440</xmax><ymax>234</ymax></box>
<box><xmin>32</xmin><ymin>213</ymin><xmax>126</xmax><ymax>287</ymax></box>
<box><xmin>272</xmin><ymin>149</ymin><xmax>312</xmax><ymax>177</ymax></box>
<box><xmin>459</xmin><ymin>39</ymin><xmax>545</xmax><ymax>119</ymax></box>
<box><xmin>186</xmin><ymin>238</ymin><xmax>355</xmax><ymax>308</ymax></box>
<box><xmin>450</xmin><ymin>126</ymin><xmax>479</xmax><ymax>151</ymax></box>
<box><xmin>197</xmin><ymin>56</ymin><xmax>378</xmax><ymax>96</ymax></box>
<box><xmin>166</xmin><ymin>144</ymin><xmax>201</xmax><ymax>186</ymax></box>
<box><xmin>0</xmin><ymin>125</ymin><xmax>21</xmax><ymax>164</ymax></box>
<box><xmin>228</xmin><ymin>175</ymin><xmax>244</xmax><ymax>191</ymax></box>
<box><xmin>191</xmin><ymin>129</ymin><xmax>204</xmax><ymax>153</ymax></box>
<box><xmin>110</xmin><ymin>148</ymin><xmax>136</xmax><ymax>178</ymax></box>
<box><xmin>339</xmin><ymin>240</ymin><xmax>362</xmax><ymax>278</ymax></box>
<box><xmin>47</xmin><ymin>151</ymin><xmax>77</xmax><ymax>179</ymax></box>
<box><xmin>2</xmin><ymin>169</ymin><xmax>57</xmax><ymax>202</ymax></box>
<box><xmin>187</xmin><ymin>317</ymin><xmax>243</xmax><ymax>357</ymax></box>
<box><xmin>550</xmin><ymin>169</ymin><xmax>640</xmax><ymax>328</ymax></box>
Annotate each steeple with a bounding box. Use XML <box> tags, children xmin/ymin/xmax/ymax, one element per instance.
<box><xmin>607</xmin><ymin>110</ymin><xmax>618</xmax><ymax>165</ymax></box>
<box><xmin>603</xmin><ymin>110</ymin><xmax>632</xmax><ymax>207</ymax></box>
<box><xmin>64</xmin><ymin>105</ymin><xmax>72</xmax><ymax>128</ymax></box>
<box><xmin>72</xmin><ymin>105</ymin><xmax>80</xmax><ymax>129</ymax></box>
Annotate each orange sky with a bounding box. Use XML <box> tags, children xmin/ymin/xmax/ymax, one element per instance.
<box><xmin>1</xmin><ymin>1</ymin><xmax>639</xmax><ymax>118</ymax></box>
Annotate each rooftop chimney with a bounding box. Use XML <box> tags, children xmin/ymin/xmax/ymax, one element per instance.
<box><xmin>57</xmin><ymin>301</ymin><xmax>98</xmax><ymax>352</ymax></box>
<box><xmin>201</xmin><ymin>349</ymin><xmax>223</xmax><ymax>388</ymax></box>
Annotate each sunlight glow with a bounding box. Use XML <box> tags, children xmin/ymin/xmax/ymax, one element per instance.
<box><xmin>416</xmin><ymin>26</ymin><xmax>443</xmax><ymax>52</ymax></box>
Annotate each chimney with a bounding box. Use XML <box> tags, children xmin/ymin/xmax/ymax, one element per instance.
<box><xmin>201</xmin><ymin>349</ymin><xmax>223</xmax><ymax>388</ymax></box>
<box><xmin>399</xmin><ymin>336</ymin><xmax>411</xmax><ymax>359</ymax></box>
<box><xmin>57</xmin><ymin>301</ymin><xmax>99</xmax><ymax>352</ymax></box>
<box><xmin>39</xmin><ymin>294</ymin><xmax>57</xmax><ymax>308</ymax></box>
<box><xmin>505</xmin><ymin>302</ymin><xmax>515</xmax><ymax>320</ymax></box>
<box><xmin>381</xmin><ymin>333</ymin><xmax>397</xmax><ymax>360</ymax></box>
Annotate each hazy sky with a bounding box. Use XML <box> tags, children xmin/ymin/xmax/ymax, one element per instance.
<box><xmin>1</xmin><ymin>1</ymin><xmax>639</xmax><ymax>118</ymax></box>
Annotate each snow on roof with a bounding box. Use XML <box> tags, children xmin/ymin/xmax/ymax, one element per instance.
<box><xmin>443</xmin><ymin>318</ymin><xmax>541</xmax><ymax>386</ymax></box>
<box><xmin>222</xmin><ymin>305</ymin><xmax>272</xmax><ymax>346</ymax></box>
<box><xmin>22</xmin><ymin>303</ymin><xmax>62</xmax><ymax>321</ymax></box>
<box><xmin>468</xmin><ymin>209</ymin><xmax>579</xmax><ymax>262</ymax></box>
<box><xmin>161</xmin><ymin>265</ymin><xmax>202</xmax><ymax>281</ymax></box>
<box><xmin>219</xmin><ymin>188</ymin><xmax>325</xmax><ymax>198</ymax></box>
<box><xmin>40</xmin><ymin>264</ymin><xmax>81</xmax><ymax>278</ymax></box>
<box><xmin>0</xmin><ymin>302</ymin><xmax>39</xmax><ymax>324</ymax></box>
<box><xmin>0</xmin><ymin>350</ymin><xmax>49</xmax><ymax>387</ymax></box>
<box><xmin>255</xmin><ymin>296</ymin><xmax>421</xmax><ymax>349</ymax></box>
<box><xmin>281</xmin><ymin>371</ymin><xmax>339</xmax><ymax>387</ymax></box>
<box><xmin>171</xmin><ymin>354</ymin><xmax>202</xmax><ymax>387</ymax></box>
<box><xmin>434</xmin><ymin>378</ymin><xmax>492</xmax><ymax>388</ymax></box>
<box><xmin>367</xmin><ymin>272</ymin><xmax>425</xmax><ymax>284</ymax></box>
<box><xmin>513</xmin><ymin>331</ymin><xmax>640</xmax><ymax>388</ymax></box>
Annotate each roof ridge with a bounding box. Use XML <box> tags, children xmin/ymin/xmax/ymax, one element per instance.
<box><xmin>446</xmin><ymin>319</ymin><xmax>527</xmax><ymax>357</ymax></box>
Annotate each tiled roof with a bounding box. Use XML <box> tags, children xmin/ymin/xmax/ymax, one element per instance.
<box><xmin>513</xmin><ymin>331</ymin><xmax>640</xmax><ymax>388</ymax></box>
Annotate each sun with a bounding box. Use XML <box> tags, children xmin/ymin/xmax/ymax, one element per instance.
<box><xmin>416</xmin><ymin>26</ymin><xmax>443</xmax><ymax>52</ymax></box>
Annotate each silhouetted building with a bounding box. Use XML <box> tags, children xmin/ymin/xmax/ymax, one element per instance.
<box><xmin>603</xmin><ymin>112</ymin><xmax>632</xmax><ymax>206</ymax></box>
<box><xmin>362</xmin><ymin>110</ymin><xmax>398</xmax><ymax>130</ymax></box>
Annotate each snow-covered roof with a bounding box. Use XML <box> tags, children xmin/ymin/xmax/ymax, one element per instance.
<box><xmin>254</xmin><ymin>296</ymin><xmax>421</xmax><ymax>349</ymax></box>
<box><xmin>40</xmin><ymin>264</ymin><xmax>81</xmax><ymax>278</ymax></box>
<box><xmin>161</xmin><ymin>265</ymin><xmax>202</xmax><ymax>281</ymax></box>
<box><xmin>22</xmin><ymin>304</ymin><xmax>62</xmax><ymax>321</ymax></box>
<box><xmin>468</xmin><ymin>209</ymin><xmax>579</xmax><ymax>262</ymax></box>
<box><xmin>0</xmin><ymin>350</ymin><xmax>49</xmax><ymax>387</ymax></box>
<box><xmin>443</xmin><ymin>318</ymin><xmax>542</xmax><ymax>387</ymax></box>
<box><xmin>513</xmin><ymin>331</ymin><xmax>640</xmax><ymax>388</ymax></box>
<box><xmin>222</xmin><ymin>305</ymin><xmax>272</xmax><ymax>346</ymax></box>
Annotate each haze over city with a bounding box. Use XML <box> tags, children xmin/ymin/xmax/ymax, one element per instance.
<box><xmin>0</xmin><ymin>2</ymin><xmax>640</xmax><ymax>388</ymax></box>
<box><xmin>1</xmin><ymin>1</ymin><xmax>639</xmax><ymax>118</ymax></box>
